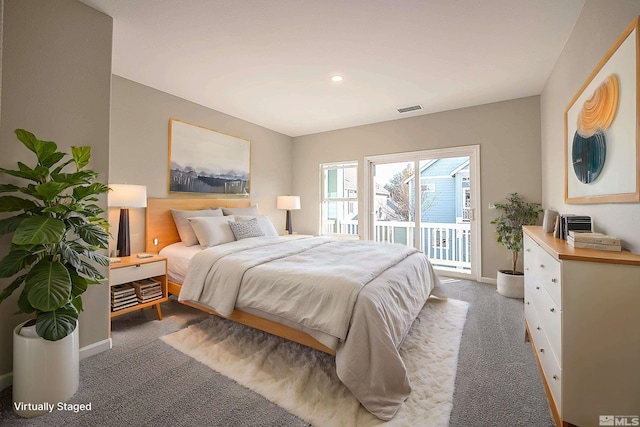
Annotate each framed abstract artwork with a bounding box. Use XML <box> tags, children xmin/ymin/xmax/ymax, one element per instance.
<box><xmin>565</xmin><ymin>17</ymin><xmax>640</xmax><ymax>204</ymax></box>
<box><xmin>169</xmin><ymin>119</ymin><xmax>250</xmax><ymax>195</ymax></box>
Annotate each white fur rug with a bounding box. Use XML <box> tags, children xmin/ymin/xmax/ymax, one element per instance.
<box><xmin>161</xmin><ymin>296</ymin><xmax>469</xmax><ymax>426</ymax></box>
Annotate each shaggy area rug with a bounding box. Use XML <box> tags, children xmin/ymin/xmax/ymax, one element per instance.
<box><xmin>161</xmin><ymin>296</ymin><xmax>469</xmax><ymax>426</ymax></box>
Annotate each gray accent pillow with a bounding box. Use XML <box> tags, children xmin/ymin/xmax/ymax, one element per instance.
<box><xmin>229</xmin><ymin>217</ymin><xmax>264</xmax><ymax>240</ymax></box>
<box><xmin>236</xmin><ymin>215</ymin><xmax>279</xmax><ymax>237</ymax></box>
<box><xmin>171</xmin><ymin>208</ymin><xmax>223</xmax><ymax>246</ymax></box>
<box><xmin>188</xmin><ymin>216</ymin><xmax>236</xmax><ymax>247</ymax></box>
<box><xmin>221</xmin><ymin>205</ymin><xmax>259</xmax><ymax>216</ymax></box>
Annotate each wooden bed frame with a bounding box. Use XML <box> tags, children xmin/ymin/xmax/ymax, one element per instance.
<box><xmin>145</xmin><ymin>197</ymin><xmax>336</xmax><ymax>355</ymax></box>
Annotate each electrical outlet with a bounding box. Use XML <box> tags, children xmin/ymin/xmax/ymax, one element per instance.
<box><xmin>488</xmin><ymin>203</ymin><xmax>496</xmax><ymax>210</ymax></box>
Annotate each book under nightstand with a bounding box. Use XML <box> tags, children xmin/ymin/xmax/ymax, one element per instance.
<box><xmin>109</xmin><ymin>254</ymin><xmax>169</xmax><ymax>325</ymax></box>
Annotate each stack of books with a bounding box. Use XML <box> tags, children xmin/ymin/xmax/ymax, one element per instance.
<box><xmin>111</xmin><ymin>283</ymin><xmax>138</xmax><ymax>311</ymax></box>
<box><xmin>556</xmin><ymin>215</ymin><xmax>592</xmax><ymax>240</ymax></box>
<box><xmin>131</xmin><ymin>278</ymin><xmax>163</xmax><ymax>303</ymax></box>
<box><xmin>567</xmin><ymin>231</ymin><xmax>621</xmax><ymax>251</ymax></box>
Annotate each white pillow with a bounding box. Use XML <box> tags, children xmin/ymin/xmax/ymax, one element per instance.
<box><xmin>171</xmin><ymin>208</ymin><xmax>223</xmax><ymax>246</ymax></box>
<box><xmin>221</xmin><ymin>205</ymin><xmax>259</xmax><ymax>216</ymax></box>
<box><xmin>187</xmin><ymin>216</ymin><xmax>236</xmax><ymax>247</ymax></box>
<box><xmin>236</xmin><ymin>215</ymin><xmax>278</xmax><ymax>237</ymax></box>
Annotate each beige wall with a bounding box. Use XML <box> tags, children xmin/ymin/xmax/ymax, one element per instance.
<box><xmin>109</xmin><ymin>76</ymin><xmax>294</xmax><ymax>254</ymax></box>
<box><xmin>541</xmin><ymin>0</ymin><xmax>640</xmax><ymax>254</ymax></box>
<box><xmin>292</xmin><ymin>96</ymin><xmax>542</xmax><ymax>281</ymax></box>
<box><xmin>0</xmin><ymin>0</ymin><xmax>112</xmax><ymax>377</ymax></box>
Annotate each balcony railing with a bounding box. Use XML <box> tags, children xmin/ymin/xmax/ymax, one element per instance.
<box><xmin>324</xmin><ymin>220</ymin><xmax>471</xmax><ymax>272</ymax></box>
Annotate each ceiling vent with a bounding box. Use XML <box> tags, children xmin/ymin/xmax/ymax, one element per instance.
<box><xmin>397</xmin><ymin>104</ymin><xmax>423</xmax><ymax>114</ymax></box>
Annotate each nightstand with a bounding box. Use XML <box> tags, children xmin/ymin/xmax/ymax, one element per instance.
<box><xmin>109</xmin><ymin>254</ymin><xmax>168</xmax><ymax>321</ymax></box>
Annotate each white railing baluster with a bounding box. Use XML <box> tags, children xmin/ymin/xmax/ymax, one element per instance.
<box><xmin>329</xmin><ymin>219</ymin><xmax>471</xmax><ymax>271</ymax></box>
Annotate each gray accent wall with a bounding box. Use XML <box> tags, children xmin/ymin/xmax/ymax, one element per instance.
<box><xmin>0</xmin><ymin>0</ymin><xmax>112</xmax><ymax>377</ymax></box>
<box><xmin>292</xmin><ymin>96</ymin><xmax>543</xmax><ymax>281</ymax></box>
<box><xmin>109</xmin><ymin>76</ymin><xmax>294</xmax><ymax>254</ymax></box>
<box><xmin>542</xmin><ymin>0</ymin><xmax>640</xmax><ymax>254</ymax></box>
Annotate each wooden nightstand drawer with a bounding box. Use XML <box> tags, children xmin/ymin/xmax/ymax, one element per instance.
<box><xmin>111</xmin><ymin>259</ymin><xmax>166</xmax><ymax>286</ymax></box>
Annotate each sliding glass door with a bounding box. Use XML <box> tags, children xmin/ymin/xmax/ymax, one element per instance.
<box><xmin>364</xmin><ymin>146</ymin><xmax>480</xmax><ymax>280</ymax></box>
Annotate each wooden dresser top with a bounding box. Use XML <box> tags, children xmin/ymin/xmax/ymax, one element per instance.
<box><xmin>523</xmin><ymin>226</ymin><xmax>640</xmax><ymax>266</ymax></box>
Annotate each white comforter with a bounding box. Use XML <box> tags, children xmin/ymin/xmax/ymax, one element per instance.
<box><xmin>179</xmin><ymin>236</ymin><xmax>438</xmax><ymax>420</ymax></box>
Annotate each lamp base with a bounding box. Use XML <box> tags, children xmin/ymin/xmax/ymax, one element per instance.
<box><xmin>116</xmin><ymin>208</ymin><xmax>131</xmax><ymax>257</ymax></box>
<box><xmin>285</xmin><ymin>210</ymin><xmax>292</xmax><ymax>235</ymax></box>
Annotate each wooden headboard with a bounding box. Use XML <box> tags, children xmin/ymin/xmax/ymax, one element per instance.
<box><xmin>145</xmin><ymin>197</ymin><xmax>251</xmax><ymax>253</ymax></box>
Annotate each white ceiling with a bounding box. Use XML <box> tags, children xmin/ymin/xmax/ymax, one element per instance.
<box><xmin>81</xmin><ymin>0</ymin><xmax>586</xmax><ymax>137</ymax></box>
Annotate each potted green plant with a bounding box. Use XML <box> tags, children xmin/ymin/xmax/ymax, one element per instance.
<box><xmin>490</xmin><ymin>192</ymin><xmax>541</xmax><ymax>298</ymax></box>
<box><xmin>0</xmin><ymin>129</ymin><xmax>110</xmax><ymax>417</ymax></box>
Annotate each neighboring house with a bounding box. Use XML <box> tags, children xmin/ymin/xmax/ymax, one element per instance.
<box><xmin>374</xmin><ymin>182</ymin><xmax>401</xmax><ymax>220</ymax></box>
<box><xmin>405</xmin><ymin>156</ymin><xmax>470</xmax><ymax>224</ymax></box>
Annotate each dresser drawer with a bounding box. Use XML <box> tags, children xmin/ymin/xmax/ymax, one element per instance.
<box><xmin>527</xmin><ymin>283</ymin><xmax>562</xmax><ymax>364</ymax></box>
<box><xmin>530</xmin><ymin>318</ymin><xmax>563</xmax><ymax>413</ymax></box>
<box><xmin>110</xmin><ymin>260</ymin><xmax>166</xmax><ymax>286</ymax></box>
<box><xmin>537</xmin><ymin>248</ymin><xmax>562</xmax><ymax>308</ymax></box>
<box><xmin>524</xmin><ymin>235</ymin><xmax>562</xmax><ymax>308</ymax></box>
<box><xmin>524</xmin><ymin>293</ymin><xmax>543</xmax><ymax>340</ymax></box>
<box><xmin>523</xmin><ymin>235</ymin><xmax>539</xmax><ymax>277</ymax></box>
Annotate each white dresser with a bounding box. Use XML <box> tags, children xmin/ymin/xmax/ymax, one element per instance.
<box><xmin>523</xmin><ymin>226</ymin><xmax>640</xmax><ymax>427</ymax></box>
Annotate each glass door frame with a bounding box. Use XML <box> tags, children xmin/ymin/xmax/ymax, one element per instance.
<box><xmin>363</xmin><ymin>145</ymin><xmax>481</xmax><ymax>281</ymax></box>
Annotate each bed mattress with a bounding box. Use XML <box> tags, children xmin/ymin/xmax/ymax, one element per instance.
<box><xmin>163</xmin><ymin>235</ymin><xmax>438</xmax><ymax>420</ymax></box>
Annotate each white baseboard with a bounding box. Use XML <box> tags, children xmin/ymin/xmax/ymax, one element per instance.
<box><xmin>481</xmin><ymin>276</ymin><xmax>497</xmax><ymax>285</ymax></box>
<box><xmin>1</xmin><ymin>338</ymin><xmax>112</xmax><ymax>391</ymax></box>
<box><xmin>0</xmin><ymin>372</ymin><xmax>13</xmax><ymax>392</ymax></box>
<box><xmin>80</xmin><ymin>337</ymin><xmax>112</xmax><ymax>360</ymax></box>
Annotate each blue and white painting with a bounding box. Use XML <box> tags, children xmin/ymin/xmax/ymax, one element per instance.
<box><xmin>169</xmin><ymin>119</ymin><xmax>250</xmax><ymax>195</ymax></box>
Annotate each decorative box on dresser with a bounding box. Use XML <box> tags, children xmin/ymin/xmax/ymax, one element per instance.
<box><xmin>523</xmin><ymin>226</ymin><xmax>640</xmax><ymax>427</ymax></box>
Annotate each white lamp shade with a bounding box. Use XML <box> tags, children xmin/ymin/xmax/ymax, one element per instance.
<box><xmin>277</xmin><ymin>196</ymin><xmax>300</xmax><ymax>210</ymax></box>
<box><xmin>108</xmin><ymin>184</ymin><xmax>147</xmax><ymax>208</ymax></box>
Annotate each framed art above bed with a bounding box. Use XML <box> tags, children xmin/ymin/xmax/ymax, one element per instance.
<box><xmin>168</xmin><ymin>119</ymin><xmax>251</xmax><ymax>196</ymax></box>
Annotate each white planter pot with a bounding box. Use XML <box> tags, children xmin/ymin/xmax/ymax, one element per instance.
<box><xmin>12</xmin><ymin>320</ymin><xmax>79</xmax><ymax>418</ymax></box>
<box><xmin>496</xmin><ymin>270</ymin><xmax>525</xmax><ymax>299</ymax></box>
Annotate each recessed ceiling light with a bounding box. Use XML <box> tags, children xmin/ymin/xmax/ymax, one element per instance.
<box><xmin>331</xmin><ymin>75</ymin><xmax>344</xmax><ymax>82</ymax></box>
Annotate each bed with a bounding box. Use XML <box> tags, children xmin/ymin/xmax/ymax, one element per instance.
<box><xmin>146</xmin><ymin>197</ymin><xmax>439</xmax><ymax>420</ymax></box>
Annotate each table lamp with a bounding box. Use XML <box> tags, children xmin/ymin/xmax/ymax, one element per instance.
<box><xmin>277</xmin><ymin>196</ymin><xmax>300</xmax><ymax>235</ymax></box>
<box><xmin>108</xmin><ymin>184</ymin><xmax>147</xmax><ymax>257</ymax></box>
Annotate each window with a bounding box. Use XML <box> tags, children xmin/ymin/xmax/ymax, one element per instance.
<box><xmin>321</xmin><ymin>162</ymin><xmax>358</xmax><ymax>237</ymax></box>
<box><xmin>462</xmin><ymin>187</ymin><xmax>471</xmax><ymax>222</ymax></box>
<box><xmin>365</xmin><ymin>145</ymin><xmax>481</xmax><ymax>281</ymax></box>
<box><xmin>421</xmin><ymin>182</ymin><xmax>436</xmax><ymax>193</ymax></box>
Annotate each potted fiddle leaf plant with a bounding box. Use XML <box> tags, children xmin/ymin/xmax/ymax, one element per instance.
<box><xmin>0</xmin><ymin>129</ymin><xmax>110</xmax><ymax>417</ymax></box>
<box><xmin>490</xmin><ymin>192</ymin><xmax>541</xmax><ymax>298</ymax></box>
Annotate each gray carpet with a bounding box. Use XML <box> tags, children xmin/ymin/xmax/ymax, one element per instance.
<box><xmin>0</xmin><ymin>279</ymin><xmax>554</xmax><ymax>426</ymax></box>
